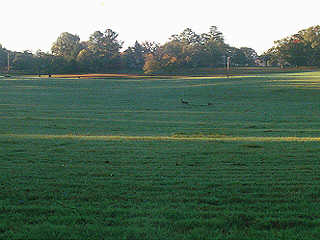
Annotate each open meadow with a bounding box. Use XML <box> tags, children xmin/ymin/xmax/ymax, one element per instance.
<box><xmin>1</xmin><ymin>70</ymin><xmax>320</xmax><ymax>239</ymax></box>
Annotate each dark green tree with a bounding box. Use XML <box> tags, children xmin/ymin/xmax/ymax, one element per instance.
<box><xmin>170</xmin><ymin>28</ymin><xmax>200</xmax><ymax>45</ymax></box>
<box><xmin>200</xmin><ymin>26</ymin><xmax>225</xmax><ymax>44</ymax></box>
<box><xmin>160</xmin><ymin>26</ymin><xmax>230</xmax><ymax>69</ymax></box>
<box><xmin>34</xmin><ymin>50</ymin><xmax>55</xmax><ymax>75</ymax></box>
<box><xmin>121</xmin><ymin>41</ymin><xmax>145</xmax><ymax>69</ymax></box>
<box><xmin>240</xmin><ymin>47</ymin><xmax>258</xmax><ymax>66</ymax></box>
<box><xmin>231</xmin><ymin>48</ymin><xmax>246</xmax><ymax>66</ymax></box>
<box><xmin>141</xmin><ymin>41</ymin><xmax>160</xmax><ymax>54</ymax></box>
<box><xmin>12</xmin><ymin>50</ymin><xmax>36</xmax><ymax>72</ymax></box>
<box><xmin>0</xmin><ymin>44</ymin><xmax>9</xmax><ymax>68</ymax></box>
<box><xmin>78</xmin><ymin>29</ymin><xmax>123</xmax><ymax>71</ymax></box>
<box><xmin>260</xmin><ymin>47</ymin><xmax>282</xmax><ymax>66</ymax></box>
<box><xmin>161</xmin><ymin>40</ymin><xmax>185</xmax><ymax>67</ymax></box>
<box><xmin>88</xmin><ymin>30</ymin><xmax>122</xmax><ymax>54</ymax></box>
<box><xmin>51</xmin><ymin>32</ymin><xmax>83</xmax><ymax>61</ymax></box>
<box><xmin>268</xmin><ymin>25</ymin><xmax>320</xmax><ymax>67</ymax></box>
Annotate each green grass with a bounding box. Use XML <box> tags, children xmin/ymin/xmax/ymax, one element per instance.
<box><xmin>1</xmin><ymin>71</ymin><xmax>320</xmax><ymax>239</ymax></box>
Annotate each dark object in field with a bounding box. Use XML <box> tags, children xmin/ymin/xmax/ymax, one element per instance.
<box><xmin>208</xmin><ymin>102</ymin><xmax>213</xmax><ymax>106</ymax></box>
<box><xmin>180</xmin><ymin>99</ymin><xmax>189</xmax><ymax>105</ymax></box>
<box><xmin>242</xmin><ymin>144</ymin><xmax>264</xmax><ymax>149</ymax></box>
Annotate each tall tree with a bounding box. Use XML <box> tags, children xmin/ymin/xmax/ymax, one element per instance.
<box><xmin>88</xmin><ymin>30</ymin><xmax>123</xmax><ymax>55</ymax></box>
<box><xmin>141</xmin><ymin>41</ymin><xmax>160</xmax><ymax>54</ymax></box>
<box><xmin>170</xmin><ymin>28</ymin><xmax>200</xmax><ymax>45</ymax></box>
<box><xmin>231</xmin><ymin>48</ymin><xmax>247</xmax><ymax>66</ymax></box>
<box><xmin>240</xmin><ymin>47</ymin><xmax>258</xmax><ymax>65</ymax></box>
<box><xmin>268</xmin><ymin>25</ymin><xmax>320</xmax><ymax>67</ymax></box>
<box><xmin>161</xmin><ymin>26</ymin><xmax>230</xmax><ymax>68</ymax></box>
<box><xmin>0</xmin><ymin>44</ymin><xmax>9</xmax><ymax>68</ymax></box>
<box><xmin>51</xmin><ymin>32</ymin><xmax>83</xmax><ymax>60</ymax></box>
<box><xmin>298</xmin><ymin>25</ymin><xmax>320</xmax><ymax>65</ymax></box>
<box><xmin>122</xmin><ymin>41</ymin><xmax>145</xmax><ymax>69</ymax></box>
<box><xmin>82</xmin><ymin>29</ymin><xmax>123</xmax><ymax>71</ymax></box>
<box><xmin>161</xmin><ymin>40</ymin><xmax>185</xmax><ymax>67</ymax></box>
<box><xmin>143</xmin><ymin>54</ymin><xmax>163</xmax><ymax>74</ymax></box>
<box><xmin>199</xmin><ymin>26</ymin><xmax>225</xmax><ymax>44</ymax></box>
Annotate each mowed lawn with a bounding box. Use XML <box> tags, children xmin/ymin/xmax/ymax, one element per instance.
<box><xmin>1</xmin><ymin>71</ymin><xmax>320</xmax><ymax>239</ymax></box>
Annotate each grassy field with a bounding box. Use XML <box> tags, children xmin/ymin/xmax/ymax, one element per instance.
<box><xmin>1</xmin><ymin>71</ymin><xmax>320</xmax><ymax>239</ymax></box>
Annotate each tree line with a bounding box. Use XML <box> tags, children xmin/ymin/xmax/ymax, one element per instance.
<box><xmin>0</xmin><ymin>25</ymin><xmax>319</xmax><ymax>75</ymax></box>
<box><xmin>261</xmin><ymin>25</ymin><xmax>320</xmax><ymax>67</ymax></box>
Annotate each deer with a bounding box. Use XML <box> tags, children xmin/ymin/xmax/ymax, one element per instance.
<box><xmin>180</xmin><ymin>99</ymin><xmax>189</xmax><ymax>105</ymax></box>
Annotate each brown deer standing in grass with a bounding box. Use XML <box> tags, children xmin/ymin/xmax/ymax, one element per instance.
<box><xmin>180</xmin><ymin>99</ymin><xmax>189</xmax><ymax>105</ymax></box>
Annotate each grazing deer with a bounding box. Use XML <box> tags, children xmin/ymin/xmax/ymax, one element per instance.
<box><xmin>180</xmin><ymin>99</ymin><xmax>189</xmax><ymax>105</ymax></box>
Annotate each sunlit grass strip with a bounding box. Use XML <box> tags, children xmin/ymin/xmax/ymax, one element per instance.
<box><xmin>1</xmin><ymin>134</ymin><xmax>320</xmax><ymax>142</ymax></box>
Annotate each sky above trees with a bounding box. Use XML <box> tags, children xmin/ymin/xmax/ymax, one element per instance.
<box><xmin>1</xmin><ymin>0</ymin><xmax>319</xmax><ymax>54</ymax></box>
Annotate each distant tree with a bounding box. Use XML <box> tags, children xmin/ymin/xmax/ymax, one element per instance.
<box><xmin>240</xmin><ymin>47</ymin><xmax>258</xmax><ymax>66</ymax></box>
<box><xmin>274</xmin><ymin>35</ymin><xmax>309</xmax><ymax>67</ymax></box>
<box><xmin>0</xmin><ymin>45</ymin><xmax>17</xmax><ymax>72</ymax></box>
<box><xmin>0</xmin><ymin>44</ymin><xmax>9</xmax><ymax>68</ymax></box>
<box><xmin>200</xmin><ymin>26</ymin><xmax>225</xmax><ymax>44</ymax></box>
<box><xmin>88</xmin><ymin>30</ymin><xmax>123</xmax><ymax>54</ymax></box>
<box><xmin>298</xmin><ymin>25</ymin><xmax>320</xmax><ymax>66</ymax></box>
<box><xmin>143</xmin><ymin>54</ymin><xmax>163</xmax><ymax>74</ymax></box>
<box><xmin>267</xmin><ymin>25</ymin><xmax>320</xmax><ymax>67</ymax></box>
<box><xmin>160</xmin><ymin>26</ymin><xmax>230</xmax><ymax>69</ymax></box>
<box><xmin>34</xmin><ymin>50</ymin><xmax>54</xmax><ymax>75</ymax></box>
<box><xmin>51</xmin><ymin>32</ymin><xmax>83</xmax><ymax>61</ymax></box>
<box><xmin>12</xmin><ymin>50</ymin><xmax>36</xmax><ymax>72</ymax></box>
<box><xmin>79</xmin><ymin>29</ymin><xmax>123</xmax><ymax>71</ymax></box>
<box><xmin>172</xmin><ymin>28</ymin><xmax>200</xmax><ymax>45</ymax></box>
<box><xmin>121</xmin><ymin>47</ymin><xmax>135</xmax><ymax>69</ymax></box>
<box><xmin>260</xmin><ymin>47</ymin><xmax>284</xmax><ymax>67</ymax></box>
<box><xmin>260</xmin><ymin>51</ymin><xmax>272</xmax><ymax>66</ymax></box>
<box><xmin>76</xmin><ymin>48</ymin><xmax>94</xmax><ymax>72</ymax></box>
<box><xmin>230</xmin><ymin>48</ymin><xmax>247</xmax><ymax>66</ymax></box>
<box><xmin>131</xmin><ymin>41</ymin><xmax>145</xmax><ymax>69</ymax></box>
<box><xmin>141</xmin><ymin>41</ymin><xmax>160</xmax><ymax>54</ymax></box>
<box><xmin>161</xmin><ymin>40</ymin><xmax>185</xmax><ymax>67</ymax></box>
<box><xmin>183</xmin><ymin>43</ymin><xmax>209</xmax><ymax>68</ymax></box>
<box><xmin>124</xmin><ymin>26</ymin><xmax>232</xmax><ymax>73</ymax></box>
<box><xmin>121</xmin><ymin>41</ymin><xmax>145</xmax><ymax>69</ymax></box>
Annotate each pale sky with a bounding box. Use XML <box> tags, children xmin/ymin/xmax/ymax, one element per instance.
<box><xmin>1</xmin><ymin>0</ymin><xmax>319</xmax><ymax>54</ymax></box>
